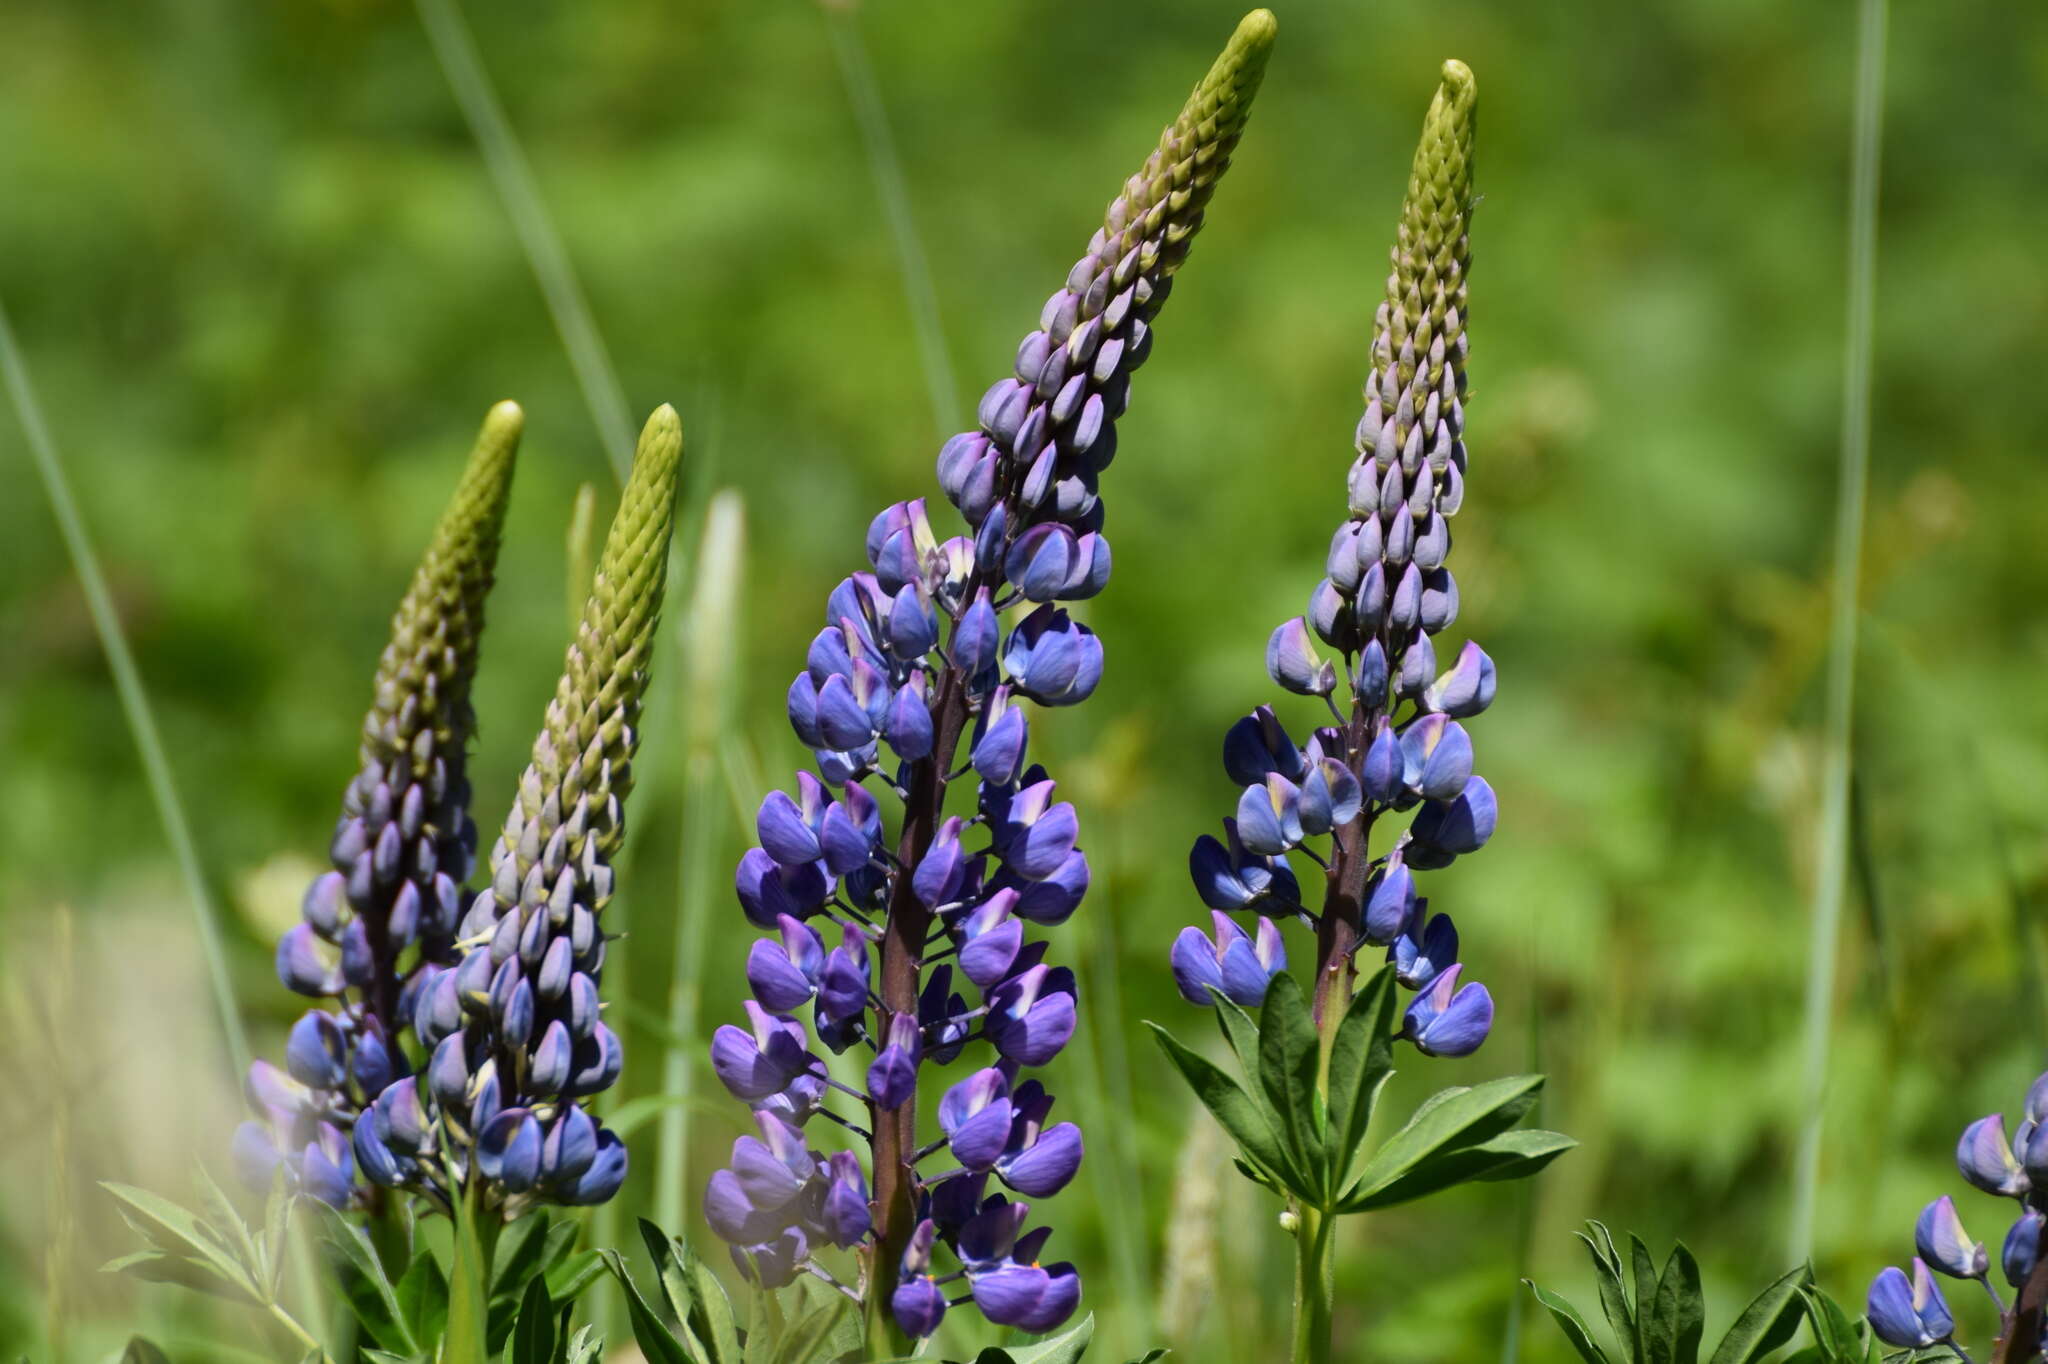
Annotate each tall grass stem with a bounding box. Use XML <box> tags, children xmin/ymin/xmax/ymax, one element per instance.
<box><xmin>1788</xmin><ymin>0</ymin><xmax>1888</xmax><ymax>1264</ymax></box>
<box><xmin>820</xmin><ymin>6</ymin><xmax>957</xmax><ymax>437</ymax></box>
<box><xmin>654</xmin><ymin>490</ymin><xmax>748</xmax><ymax>1235</ymax></box>
<box><xmin>0</xmin><ymin>296</ymin><xmax>252</xmax><ymax>1079</ymax></box>
<box><xmin>414</xmin><ymin>0</ymin><xmax>636</xmax><ymax>479</ymax></box>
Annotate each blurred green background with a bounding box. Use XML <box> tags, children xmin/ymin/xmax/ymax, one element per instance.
<box><xmin>5</xmin><ymin>0</ymin><xmax>2048</xmax><ymax>1359</ymax></box>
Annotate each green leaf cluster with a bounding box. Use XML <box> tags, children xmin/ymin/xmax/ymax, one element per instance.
<box><xmin>1148</xmin><ymin>967</ymin><xmax>1572</xmax><ymax>1215</ymax></box>
<box><xmin>1529</xmin><ymin>1221</ymin><xmax>1959</xmax><ymax>1364</ymax></box>
<box><xmin>603</xmin><ymin>1218</ymin><xmax>855</xmax><ymax>1364</ymax></box>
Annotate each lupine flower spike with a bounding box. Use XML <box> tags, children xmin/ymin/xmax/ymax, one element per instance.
<box><xmin>352</xmin><ymin>406</ymin><xmax>685</xmax><ymax>1219</ymax></box>
<box><xmin>1869</xmin><ymin>1066</ymin><xmax>2048</xmax><ymax>1358</ymax></box>
<box><xmin>1172</xmin><ymin>58</ymin><xmax>1495</xmax><ymax>1050</ymax></box>
<box><xmin>238</xmin><ymin>402</ymin><xmax>520</xmax><ymax>1207</ymax></box>
<box><xmin>706</xmin><ymin>13</ymin><xmax>1276</xmax><ymax>1348</ymax></box>
<box><xmin>1151</xmin><ymin>60</ymin><xmax>1570</xmax><ymax>1364</ymax></box>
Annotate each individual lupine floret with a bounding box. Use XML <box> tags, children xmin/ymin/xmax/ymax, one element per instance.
<box><xmin>239</xmin><ymin>403</ymin><xmax>520</xmax><ymax>1204</ymax></box>
<box><xmin>1866</xmin><ymin>1260</ymin><xmax>1957</xmax><ymax>1351</ymax></box>
<box><xmin>1867</xmin><ymin>1064</ymin><xmax>2048</xmax><ymax>1355</ymax></box>
<box><xmin>353</xmin><ymin>406</ymin><xmax>684</xmax><ymax>1219</ymax></box>
<box><xmin>1170</xmin><ymin>59</ymin><xmax>1495</xmax><ymax>1049</ymax></box>
<box><xmin>703</xmin><ymin>13</ymin><xmax>1276</xmax><ymax>1350</ymax></box>
<box><xmin>1170</xmin><ymin>912</ymin><xmax>1286</xmax><ymax>1007</ymax></box>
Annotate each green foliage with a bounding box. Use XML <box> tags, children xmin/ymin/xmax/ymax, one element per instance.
<box><xmin>101</xmin><ymin>1177</ymin><xmax>284</xmax><ymax>1312</ymax></box>
<box><xmin>10</xmin><ymin>2</ymin><xmax>2046</xmax><ymax>1360</ymax></box>
<box><xmin>601</xmin><ymin>1218</ymin><xmax>856</xmax><ymax>1364</ymax></box>
<box><xmin>102</xmin><ymin>1173</ymin><xmax>617</xmax><ymax>1364</ymax></box>
<box><xmin>1528</xmin><ymin>1222</ymin><xmax>1918</xmax><ymax>1364</ymax></box>
<box><xmin>1149</xmin><ymin>966</ymin><xmax>1571</xmax><ymax>1215</ymax></box>
<box><xmin>99</xmin><ymin>1175</ymin><xmax>326</xmax><ymax>1358</ymax></box>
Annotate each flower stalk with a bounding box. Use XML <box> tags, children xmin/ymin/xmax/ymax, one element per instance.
<box><xmin>703</xmin><ymin>13</ymin><xmax>1277</xmax><ymax>1351</ymax></box>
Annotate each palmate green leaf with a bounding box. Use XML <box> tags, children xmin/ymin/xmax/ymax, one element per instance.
<box><xmin>637</xmin><ymin>1217</ymin><xmax>740</xmax><ymax>1364</ymax></box>
<box><xmin>261</xmin><ymin>1177</ymin><xmax>294</xmax><ymax>1298</ymax></box>
<box><xmin>961</xmin><ymin>1312</ymin><xmax>1097</xmax><ymax>1363</ymax></box>
<box><xmin>101</xmin><ymin>1182</ymin><xmax>263</xmax><ymax>1305</ymax></box>
<box><xmin>1211</xmin><ymin>995</ymin><xmax>1265</xmax><ymax>1078</ymax></box>
<box><xmin>1707</xmin><ymin>1264</ymin><xmax>1811</xmax><ymax>1364</ymax></box>
<box><xmin>600</xmin><ymin>1249</ymin><xmax>694</xmax><ymax>1364</ymax></box>
<box><xmin>1338</xmin><ymin>1127</ymin><xmax>1574</xmax><ymax>1212</ymax></box>
<box><xmin>120</xmin><ymin>1337</ymin><xmax>174</xmax><ymax>1364</ymax></box>
<box><xmin>511</xmin><ymin>1274</ymin><xmax>557</xmax><ymax>1364</ymax></box>
<box><xmin>1527</xmin><ymin>1283</ymin><xmax>1613</xmax><ymax>1364</ymax></box>
<box><xmin>1337</xmin><ymin>1075</ymin><xmax>1547</xmax><ymax>1206</ymax></box>
<box><xmin>1578</xmin><ymin>1222</ymin><xmax>1637</xmax><ymax>1361</ymax></box>
<box><xmin>194</xmin><ymin>1166</ymin><xmax>262</xmax><ymax>1281</ymax></box>
<box><xmin>768</xmin><ymin>1291</ymin><xmax>848</xmax><ymax>1364</ymax></box>
<box><xmin>493</xmin><ymin>1213</ymin><xmax>578</xmax><ymax>1306</ymax></box>
<box><xmin>563</xmin><ymin>1324</ymin><xmax>605</xmax><ymax>1364</ymax></box>
<box><xmin>1798</xmin><ymin>1285</ymin><xmax>1881</xmax><ymax>1364</ymax></box>
<box><xmin>312</xmin><ymin>1201</ymin><xmax>418</xmax><ymax>1355</ymax></box>
<box><xmin>488</xmin><ymin>1216</ymin><xmax>582</xmax><ymax>1352</ymax></box>
<box><xmin>396</xmin><ymin>1251</ymin><xmax>450</xmax><ymax>1348</ymax></box>
<box><xmin>741</xmin><ymin>1273</ymin><xmax>778</xmax><ymax>1364</ymax></box>
<box><xmin>1629</xmin><ymin>1236</ymin><xmax>1659</xmax><ymax>1363</ymax></box>
<box><xmin>545</xmin><ymin>1249</ymin><xmax>605</xmax><ymax>1306</ymax></box>
<box><xmin>1147</xmin><ymin>1021</ymin><xmax>1312</xmax><ymax>1200</ymax></box>
<box><xmin>1323</xmin><ymin>966</ymin><xmax>1399</xmax><ymax>1197</ymax></box>
<box><xmin>1643</xmin><ymin>1242</ymin><xmax>1704</xmax><ymax>1364</ymax></box>
<box><xmin>1255</xmin><ymin>973</ymin><xmax>1323</xmax><ymax>1188</ymax></box>
<box><xmin>102</xmin><ymin>1248</ymin><xmax>255</xmax><ymax>1304</ymax></box>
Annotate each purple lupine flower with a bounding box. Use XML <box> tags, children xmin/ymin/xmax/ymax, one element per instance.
<box><xmin>2005</xmin><ymin>1209</ymin><xmax>2044</xmax><ymax>1289</ymax></box>
<box><xmin>351</xmin><ymin>409</ymin><xmax>684</xmax><ymax>1219</ymax></box>
<box><xmin>700</xmin><ymin>13</ymin><xmax>1276</xmax><ymax>1343</ymax></box>
<box><xmin>1866</xmin><ymin>1260</ymin><xmax>1955</xmax><ymax>1349</ymax></box>
<box><xmin>1168</xmin><ymin>45</ymin><xmax>1496</xmax><ymax>1062</ymax></box>
<box><xmin>1915</xmin><ymin>1196</ymin><xmax>1988</xmax><ymax>1280</ymax></box>
<box><xmin>1868</xmin><ymin>1063</ymin><xmax>2048</xmax><ymax>1350</ymax></box>
<box><xmin>239</xmin><ymin>405</ymin><xmax>521</xmax><ymax>1206</ymax></box>
<box><xmin>1171</xmin><ymin>912</ymin><xmax>1286</xmax><ymax>1007</ymax></box>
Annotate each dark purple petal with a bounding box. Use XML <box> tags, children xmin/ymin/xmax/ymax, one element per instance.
<box><xmin>997</xmin><ymin>1121</ymin><xmax>1083</xmax><ymax>1197</ymax></box>
<box><xmin>891</xmin><ymin>1275</ymin><xmax>949</xmax><ymax>1338</ymax></box>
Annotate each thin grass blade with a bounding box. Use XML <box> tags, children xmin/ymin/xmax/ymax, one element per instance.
<box><xmin>0</xmin><ymin>297</ymin><xmax>251</xmax><ymax>1077</ymax></box>
<box><xmin>655</xmin><ymin>490</ymin><xmax>748</xmax><ymax>1235</ymax></box>
<box><xmin>1788</xmin><ymin>0</ymin><xmax>1889</xmax><ymax>1263</ymax></box>
<box><xmin>413</xmin><ymin>0</ymin><xmax>636</xmax><ymax>478</ymax></box>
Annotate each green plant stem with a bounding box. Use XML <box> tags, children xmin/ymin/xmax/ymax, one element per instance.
<box><xmin>865</xmin><ymin>1288</ymin><xmax>911</xmax><ymax>1361</ymax></box>
<box><xmin>1291</xmin><ymin>1203</ymin><xmax>1336</xmax><ymax>1364</ymax></box>
<box><xmin>447</xmin><ymin>1182</ymin><xmax>501</xmax><ymax>1364</ymax></box>
<box><xmin>413</xmin><ymin>0</ymin><xmax>635</xmax><ymax>480</ymax></box>
<box><xmin>265</xmin><ymin>1301</ymin><xmax>330</xmax><ymax>1362</ymax></box>
<box><xmin>0</xmin><ymin>296</ymin><xmax>251</xmax><ymax>1079</ymax></box>
<box><xmin>1788</xmin><ymin>0</ymin><xmax>1887</xmax><ymax>1265</ymax></box>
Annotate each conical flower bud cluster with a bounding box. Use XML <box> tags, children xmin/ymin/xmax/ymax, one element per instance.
<box><xmin>356</xmin><ymin>407</ymin><xmax>684</xmax><ymax>1216</ymax></box>
<box><xmin>239</xmin><ymin>403</ymin><xmax>521</xmax><ymax>1207</ymax></box>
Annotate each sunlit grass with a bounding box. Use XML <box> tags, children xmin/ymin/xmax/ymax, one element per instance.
<box><xmin>413</xmin><ymin>0</ymin><xmax>637</xmax><ymax>481</ymax></box>
<box><xmin>0</xmin><ymin>296</ymin><xmax>251</xmax><ymax>1080</ymax></box>
<box><xmin>820</xmin><ymin>3</ymin><xmax>959</xmax><ymax>440</ymax></box>
<box><xmin>655</xmin><ymin>489</ymin><xmax>748</xmax><ymax>1236</ymax></box>
<box><xmin>1788</xmin><ymin>0</ymin><xmax>1890</xmax><ymax>1265</ymax></box>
